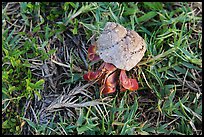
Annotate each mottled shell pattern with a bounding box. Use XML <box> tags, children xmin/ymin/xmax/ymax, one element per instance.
<box><xmin>96</xmin><ymin>22</ymin><xmax>146</xmax><ymax>71</ymax></box>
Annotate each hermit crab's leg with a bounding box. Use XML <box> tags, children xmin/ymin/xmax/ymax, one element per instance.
<box><xmin>83</xmin><ymin>45</ymin><xmax>103</xmax><ymax>81</ymax></box>
<box><xmin>88</xmin><ymin>44</ymin><xmax>100</xmax><ymax>62</ymax></box>
<box><xmin>119</xmin><ymin>70</ymin><xmax>139</xmax><ymax>91</ymax></box>
<box><xmin>83</xmin><ymin>70</ymin><xmax>102</xmax><ymax>81</ymax></box>
<box><xmin>83</xmin><ymin>62</ymin><xmax>107</xmax><ymax>82</ymax></box>
<box><xmin>100</xmin><ymin>71</ymin><xmax>117</xmax><ymax>95</ymax></box>
<box><xmin>100</xmin><ymin>63</ymin><xmax>118</xmax><ymax>94</ymax></box>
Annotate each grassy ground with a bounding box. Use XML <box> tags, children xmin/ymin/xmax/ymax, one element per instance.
<box><xmin>2</xmin><ymin>2</ymin><xmax>202</xmax><ymax>135</ymax></box>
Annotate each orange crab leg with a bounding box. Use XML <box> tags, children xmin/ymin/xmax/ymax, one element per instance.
<box><xmin>101</xmin><ymin>71</ymin><xmax>117</xmax><ymax>95</ymax></box>
<box><xmin>119</xmin><ymin>70</ymin><xmax>138</xmax><ymax>91</ymax></box>
<box><xmin>83</xmin><ymin>62</ymin><xmax>114</xmax><ymax>82</ymax></box>
<box><xmin>100</xmin><ymin>63</ymin><xmax>118</xmax><ymax>94</ymax></box>
<box><xmin>88</xmin><ymin>45</ymin><xmax>100</xmax><ymax>62</ymax></box>
<box><xmin>83</xmin><ymin>70</ymin><xmax>101</xmax><ymax>81</ymax></box>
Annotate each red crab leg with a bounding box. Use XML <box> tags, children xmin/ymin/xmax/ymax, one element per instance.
<box><xmin>83</xmin><ymin>70</ymin><xmax>102</xmax><ymax>81</ymax></box>
<box><xmin>100</xmin><ymin>63</ymin><xmax>117</xmax><ymax>94</ymax></box>
<box><xmin>119</xmin><ymin>70</ymin><xmax>139</xmax><ymax>91</ymax></box>
<box><xmin>83</xmin><ymin>62</ymin><xmax>106</xmax><ymax>82</ymax></box>
<box><xmin>101</xmin><ymin>71</ymin><xmax>117</xmax><ymax>95</ymax></box>
<box><xmin>83</xmin><ymin>50</ymin><xmax>104</xmax><ymax>81</ymax></box>
<box><xmin>88</xmin><ymin>45</ymin><xmax>100</xmax><ymax>62</ymax></box>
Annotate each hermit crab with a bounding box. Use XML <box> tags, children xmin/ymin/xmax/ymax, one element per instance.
<box><xmin>83</xmin><ymin>22</ymin><xmax>146</xmax><ymax>95</ymax></box>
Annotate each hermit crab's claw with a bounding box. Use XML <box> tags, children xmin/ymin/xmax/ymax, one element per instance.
<box><xmin>83</xmin><ymin>70</ymin><xmax>101</xmax><ymax>81</ymax></box>
<box><xmin>101</xmin><ymin>71</ymin><xmax>117</xmax><ymax>95</ymax></box>
<box><xmin>88</xmin><ymin>45</ymin><xmax>100</xmax><ymax>62</ymax></box>
<box><xmin>119</xmin><ymin>70</ymin><xmax>139</xmax><ymax>91</ymax></box>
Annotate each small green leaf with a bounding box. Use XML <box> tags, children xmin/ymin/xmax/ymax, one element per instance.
<box><xmin>10</xmin><ymin>57</ymin><xmax>16</xmax><ymax>67</ymax></box>
<box><xmin>173</xmin><ymin>66</ymin><xmax>186</xmax><ymax>74</ymax></box>
<box><xmin>34</xmin><ymin>79</ymin><xmax>45</xmax><ymax>88</ymax></box>
<box><xmin>137</xmin><ymin>11</ymin><xmax>157</xmax><ymax>23</ymax></box>
<box><xmin>34</xmin><ymin>90</ymin><xmax>42</xmax><ymax>100</ymax></box>
<box><xmin>123</xmin><ymin>4</ymin><xmax>138</xmax><ymax>16</ymax></box>
<box><xmin>2</xmin><ymin>120</ymin><xmax>11</xmax><ymax>129</ymax></box>
<box><xmin>76</xmin><ymin>109</ymin><xmax>85</xmax><ymax>126</ymax></box>
<box><xmin>27</xmin><ymin>3</ymin><xmax>33</xmax><ymax>10</ymax></box>
<box><xmin>139</xmin><ymin>26</ymin><xmax>152</xmax><ymax>36</ymax></box>
<box><xmin>189</xmin><ymin>58</ymin><xmax>202</xmax><ymax>66</ymax></box>
<box><xmin>178</xmin><ymin>98</ymin><xmax>191</xmax><ymax>120</ymax></box>
<box><xmin>39</xmin><ymin>15</ymin><xmax>45</xmax><ymax>25</ymax></box>
<box><xmin>10</xmin><ymin>118</ymin><xmax>16</xmax><ymax>123</ymax></box>
<box><xmin>144</xmin><ymin>2</ymin><xmax>163</xmax><ymax>10</ymax></box>
<box><xmin>62</xmin><ymin>73</ymin><xmax>82</xmax><ymax>84</ymax></box>
<box><xmin>77</xmin><ymin>123</ymin><xmax>98</xmax><ymax>134</ymax></box>
<box><xmin>109</xmin><ymin>7</ymin><xmax>119</xmax><ymax>22</ymax></box>
<box><xmin>3</xmin><ymin>47</ymin><xmax>9</xmax><ymax>56</ymax></box>
<box><xmin>41</xmin><ymin>41</ymin><xmax>48</xmax><ymax>48</ymax></box>
<box><xmin>182</xmin><ymin>62</ymin><xmax>201</xmax><ymax>70</ymax></box>
<box><xmin>79</xmin><ymin>22</ymin><xmax>97</xmax><ymax>31</ymax></box>
<box><xmin>45</xmin><ymin>24</ymin><xmax>51</xmax><ymax>41</ymax></box>
<box><xmin>33</xmin><ymin>25</ymin><xmax>41</xmax><ymax>33</ymax></box>
<box><xmin>22</xmin><ymin>61</ymin><xmax>31</xmax><ymax>67</ymax></box>
<box><xmin>8</xmin><ymin>86</ymin><xmax>16</xmax><ymax>93</ymax></box>
<box><xmin>2</xmin><ymin>71</ymin><xmax>9</xmax><ymax>80</ymax></box>
<box><xmin>173</xmin><ymin>66</ymin><xmax>195</xmax><ymax>80</ymax></box>
<box><xmin>145</xmin><ymin>69</ymin><xmax>163</xmax><ymax>87</ymax></box>
<box><xmin>120</xmin><ymin>121</ymin><xmax>128</xmax><ymax>135</ymax></box>
<box><xmin>21</xmin><ymin>117</ymin><xmax>36</xmax><ymax>130</ymax></box>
